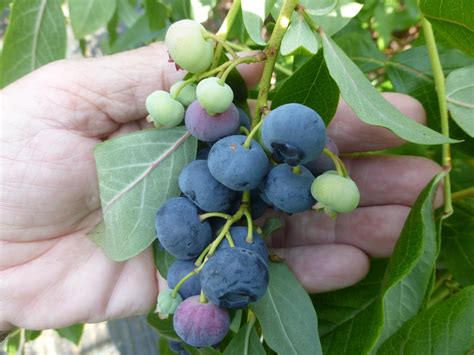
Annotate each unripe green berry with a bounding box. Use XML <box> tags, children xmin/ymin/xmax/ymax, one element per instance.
<box><xmin>146</xmin><ymin>90</ymin><xmax>184</xmax><ymax>128</ymax></box>
<box><xmin>196</xmin><ymin>77</ymin><xmax>234</xmax><ymax>115</ymax></box>
<box><xmin>170</xmin><ymin>81</ymin><xmax>197</xmax><ymax>107</ymax></box>
<box><xmin>157</xmin><ymin>288</ymin><xmax>182</xmax><ymax>316</ymax></box>
<box><xmin>311</xmin><ymin>171</ymin><xmax>360</xmax><ymax>213</ymax></box>
<box><xmin>165</xmin><ymin>20</ymin><xmax>214</xmax><ymax>73</ymax></box>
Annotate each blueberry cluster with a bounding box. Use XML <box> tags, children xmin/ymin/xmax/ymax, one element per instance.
<box><xmin>149</xmin><ymin>20</ymin><xmax>361</xmax><ymax>350</ymax></box>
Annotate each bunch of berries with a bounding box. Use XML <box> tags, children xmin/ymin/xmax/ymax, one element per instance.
<box><xmin>149</xmin><ymin>19</ymin><xmax>360</xmax><ymax>350</ymax></box>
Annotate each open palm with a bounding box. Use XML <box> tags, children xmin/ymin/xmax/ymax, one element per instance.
<box><xmin>0</xmin><ymin>43</ymin><xmax>440</xmax><ymax>331</ymax></box>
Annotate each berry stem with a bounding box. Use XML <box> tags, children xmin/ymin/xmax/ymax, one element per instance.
<box><xmin>240</xmin><ymin>126</ymin><xmax>250</xmax><ymax>135</ymax></box>
<box><xmin>225</xmin><ymin>231</ymin><xmax>236</xmax><ymax>247</ymax></box>
<box><xmin>323</xmin><ymin>148</ymin><xmax>348</xmax><ymax>177</ymax></box>
<box><xmin>244</xmin><ymin>210</ymin><xmax>254</xmax><ymax>243</ymax></box>
<box><xmin>452</xmin><ymin>187</ymin><xmax>474</xmax><ymax>201</ymax></box>
<box><xmin>199</xmin><ymin>290</ymin><xmax>208</xmax><ymax>304</ymax></box>
<box><xmin>199</xmin><ymin>212</ymin><xmax>231</xmax><ymax>221</ymax></box>
<box><xmin>252</xmin><ymin>0</ymin><xmax>299</xmax><ymax>128</ymax></box>
<box><xmin>218</xmin><ymin>54</ymin><xmax>266</xmax><ymax>84</ymax></box>
<box><xmin>243</xmin><ymin>119</ymin><xmax>265</xmax><ymax>148</ymax></box>
<box><xmin>211</xmin><ymin>0</ymin><xmax>242</xmax><ymax>69</ymax></box>
<box><xmin>195</xmin><ymin>244</ymin><xmax>212</xmax><ymax>267</ymax></box>
<box><xmin>171</xmin><ymin>269</ymin><xmax>199</xmax><ymax>298</ymax></box>
<box><xmin>204</xmin><ymin>32</ymin><xmax>238</xmax><ymax>59</ymax></box>
<box><xmin>171</xmin><ymin>78</ymin><xmax>195</xmax><ymax>100</ymax></box>
<box><xmin>421</xmin><ymin>14</ymin><xmax>453</xmax><ymax>219</ymax></box>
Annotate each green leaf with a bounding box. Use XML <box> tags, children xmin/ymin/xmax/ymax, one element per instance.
<box><xmin>311</xmin><ymin>0</ymin><xmax>363</xmax><ymax>36</ymax></box>
<box><xmin>153</xmin><ymin>240</ymin><xmax>176</xmax><ymax>278</ymax></box>
<box><xmin>281</xmin><ymin>14</ymin><xmax>319</xmax><ymax>56</ymax></box>
<box><xmin>56</xmin><ymin>324</ymin><xmax>84</xmax><ymax>345</ymax></box>
<box><xmin>261</xmin><ymin>216</ymin><xmax>283</xmax><ymax>238</ymax></box>
<box><xmin>419</xmin><ymin>0</ymin><xmax>474</xmax><ymax>57</ymax></box>
<box><xmin>145</xmin><ymin>0</ymin><xmax>168</xmax><ymax>31</ymax></box>
<box><xmin>224</xmin><ymin>323</ymin><xmax>265</xmax><ymax>355</ymax></box>
<box><xmin>24</xmin><ymin>330</ymin><xmax>42</xmax><ymax>341</ymax></box>
<box><xmin>162</xmin><ymin>0</ymin><xmax>192</xmax><ymax>21</ymax></box>
<box><xmin>229</xmin><ymin>309</ymin><xmax>243</xmax><ymax>333</ymax></box>
<box><xmin>446</xmin><ymin>66</ymin><xmax>474</xmax><ymax>138</ymax></box>
<box><xmin>91</xmin><ymin>128</ymin><xmax>197</xmax><ymax>261</ymax></box>
<box><xmin>6</xmin><ymin>330</ymin><xmax>21</xmax><ymax>355</ymax></box>
<box><xmin>333</xmin><ymin>29</ymin><xmax>386</xmax><ymax>73</ymax></box>
<box><xmin>321</xmin><ymin>34</ymin><xmax>457</xmax><ymax>145</ymax></box>
<box><xmin>251</xmin><ymin>262</ymin><xmax>322</xmax><ymax>355</ymax></box>
<box><xmin>147</xmin><ymin>312</ymin><xmax>181</xmax><ymax>341</ymax></box>
<box><xmin>0</xmin><ymin>0</ymin><xmax>66</xmax><ymax>88</ymax></box>
<box><xmin>117</xmin><ymin>0</ymin><xmax>140</xmax><ymax>27</ymax></box>
<box><xmin>69</xmin><ymin>0</ymin><xmax>117</xmax><ymax>39</ymax></box>
<box><xmin>319</xmin><ymin>173</ymin><xmax>444</xmax><ymax>354</ymax></box>
<box><xmin>0</xmin><ymin>0</ymin><xmax>11</xmax><ymax>11</ymax></box>
<box><xmin>158</xmin><ymin>337</ymin><xmax>176</xmax><ymax>355</ymax></box>
<box><xmin>301</xmin><ymin>0</ymin><xmax>337</xmax><ymax>16</ymax></box>
<box><xmin>378</xmin><ymin>287</ymin><xmax>474</xmax><ymax>354</ymax></box>
<box><xmin>110</xmin><ymin>15</ymin><xmax>168</xmax><ymax>54</ymax></box>
<box><xmin>313</xmin><ymin>258</ymin><xmax>388</xmax><ymax>337</ymax></box>
<box><xmin>241</xmin><ymin>0</ymin><xmax>266</xmax><ymax>45</ymax></box>
<box><xmin>442</xmin><ymin>199</ymin><xmax>474</xmax><ymax>286</ymax></box>
<box><xmin>183</xmin><ymin>345</ymin><xmax>222</xmax><ymax>354</ymax></box>
<box><xmin>272</xmin><ymin>51</ymin><xmax>339</xmax><ymax>123</ymax></box>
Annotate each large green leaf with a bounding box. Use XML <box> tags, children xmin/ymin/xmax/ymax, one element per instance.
<box><xmin>271</xmin><ymin>51</ymin><xmax>339</xmax><ymax>123</ymax></box>
<box><xmin>313</xmin><ymin>259</ymin><xmax>388</xmax><ymax>337</ymax></box>
<box><xmin>117</xmin><ymin>0</ymin><xmax>140</xmax><ymax>27</ymax></box>
<box><xmin>145</xmin><ymin>0</ymin><xmax>168</xmax><ymax>31</ymax></box>
<box><xmin>250</xmin><ymin>262</ymin><xmax>322</xmax><ymax>355</ymax></box>
<box><xmin>446</xmin><ymin>66</ymin><xmax>474</xmax><ymax>138</ymax></box>
<box><xmin>241</xmin><ymin>0</ymin><xmax>267</xmax><ymax>45</ymax></box>
<box><xmin>320</xmin><ymin>173</ymin><xmax>444</xmax><ymax>354</ymax></box>
<box><xmin>92</xmin><ymin>128</ymin><xmax>197</xmax><ymax>261</ymax></box>
<box><xmin>224</xmin><ymin>323</ymin><xmax>265</xmax><ymax>355</ymax></box>
<box><xmin>69</xmin><ymin>0</ymin><xmax>116</xmax><ymax>39</ymax></box>
<box><xmin>442</xmin><ymin>199</ymin><xmax>474</xmax><ymax>286</ymax></box>
<box><xmin>281</xmin><ymin>13</ymin><xmax>319</xmax><ymax>56</ymax></box>
<box><xmin>147</xmin><ymin>313</ymin><xmax>181</xmax><ymax>341</ymax></box>
<box><xmin>321</xmin><ymin>34</ymin><xmax>456</xmax><ymax>145</ymax></box>
<box><xmin>153</xmin><ymin>240</ymin><xmax>176</xmax><ymax>279</ymax></box>
<box><xmin>334</xmin><ymin>29</ymin><xmax>386</xmax><ymax>73</ymax></box>
<box><xmin>378</xmin><ymin>287</ymin><xmax>474</xmax><ymax>354</ymax></box>
<box><xmin>56</xmin><ymin>324</ymin><xmax>84</xmax><ymax>345</ymax></box>
<box><xmin>0</xmin><ymin>0</ymin><xmax>66</xmax><ymax>88</ymax></box>
<box><xmin>419</xmin><ymin>0</ymin><xmax>474</xmax><ymax>57</ymax></box>
<box><xmin>311</xmin><ymin>0</ymin><xmax>363</xmax><ymax>36</ymax></box>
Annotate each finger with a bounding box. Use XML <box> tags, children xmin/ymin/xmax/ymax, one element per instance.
<box><xmin>4</xmin><ymin>45</ymin><xmax>264</xmax><ymax>137</ymax></box>
<box><xmin>328</xmin><ymin>93</ymin><xmax>427</xmax><ymax>152</ymax></box>
<box><xmin>344</xmin><ymin>155</ymin><xmax>443</xmax><ymax>207</ymax></box>
<box><xmin>269</xmin><ymin>205</ymin><xmax>410</xmax><ymax>258</ymax></box>
<box><xmin>270</xmin><ymin>244</ymin><xmax>369</xmax><ymax>293</ymax></box>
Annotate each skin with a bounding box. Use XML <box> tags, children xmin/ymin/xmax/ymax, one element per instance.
<box><xmin>0</xmin><ymin>43</ymin><xmax>442</xmax><ymax>331</ymax></box>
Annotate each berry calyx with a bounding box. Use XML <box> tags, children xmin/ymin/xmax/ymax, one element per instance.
<box><xmin>157</xmin><ymin>288</ymin><xmax>182</xmax><ymax>317</ymax></box>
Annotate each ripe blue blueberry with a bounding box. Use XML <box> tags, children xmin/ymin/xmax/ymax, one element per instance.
<box><xmin>207</xmin><ymin>135</ymin><xmax>269</xmax><ymax>191</ymax></box>
<box><xmin>167</xmin><ymin>259</ymin><xmax>201</xmax><ymax>299</ymax></box>
<box><xmin>196</xmin><ymin>147</ymin><xmax>211</xmax><ymax>160</ymax></box>
<box><xmin>155</xmin><ymin>197</ymin><xmax>212</xmax><ymax>260</ymax></box>
<box><xmin>304</xmin><ymin>136</ymin><xmax>339</xmax><ymax>177</ymax></box>
<box><xmin>262</xmin><ymin>103</ymin><xmax>326</xmax><ymax>165</ymax></box>
<box><xmin>237</xmin><ymin>108</ymin><xmax>251</xmax><ymax>130</ymax></box>
<box><xmin>179</xmin><ymin>160</ymin><xmax>237</xmax><ymax>212</ymax></box>
<box><xmin>200</xmin><ymin>247</ymin><xmax>269</xmax><ymax>309</ymax></box>
<box><xmin>218</xmin><ymin>226</ymin><xmax>268</xmax><ymax>263</ymax></box>
<box><xmin>185</xmin><ymin>101</ymin><xmax>240</xmax><ymax>142</ymax></box>
<box><xmin>173</xmin><ymin>295</ymin><xmax>230</xmax><ymax>347</ymax></box>
<box><xmin>168</xmin><ymin>341</ymin><xmax>185</xmax><ymax>354</ymax></box>
<box><xmin>250</xmin><ymin>189</ymin><xmax>269</xmax><ymax>219</ymax></box>
<box><xmin>263</xmin><ymin>164</ymin><xmax>315</xmax><ymax>213</ymax></box>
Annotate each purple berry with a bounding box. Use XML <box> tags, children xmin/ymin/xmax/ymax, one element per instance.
<box><xmin>173</xmin><ymin>296</ymin><xmax>230</xmax><ymax>347</ymax></box>
<box><xmin>185</xmin><ymin>101</ymin><xmax>239</xmax><ymax>142</ymax></box>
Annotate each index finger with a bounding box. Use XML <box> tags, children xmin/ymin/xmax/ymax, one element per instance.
<box><xmin>328</xmin><ymin>93</ymin><xmax>427</xmax><ymax>152</ymax></box>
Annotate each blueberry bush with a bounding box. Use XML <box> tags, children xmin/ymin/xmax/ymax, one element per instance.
<box><xmin>1</xmin><ymin>0</ymin><xmax>473</xmax><ymax>353</ymax></box>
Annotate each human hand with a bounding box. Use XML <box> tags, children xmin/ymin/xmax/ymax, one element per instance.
<box><xmin>0</xmin><ymin>43</ymin><xmax>440</xmax><ymax>331</ymax></box>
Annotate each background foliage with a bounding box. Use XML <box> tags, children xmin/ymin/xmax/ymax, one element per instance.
<box><xmin>1</xmin><ymin>0</ymin><xmax>473</xmax><ymax>353</ymax></box>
